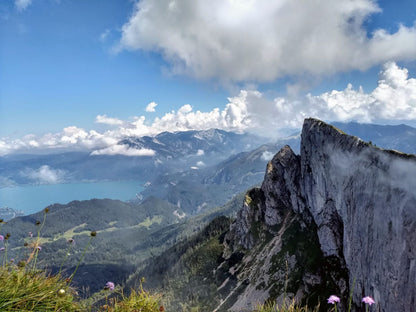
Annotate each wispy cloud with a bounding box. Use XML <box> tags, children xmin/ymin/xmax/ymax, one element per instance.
<box><xmin>99</xmin><ymin>29</ymin><xmax>111</xmax><ymax>42</ymax></box>
<box><xmin>90</xmin><ymin>144</ymin><xmax>155</xmax><ymax>157</ymax></box>
<box><xmin>1</xmin><ymin>62</ymin><xmax>415</xmax><ymax>155</ymax></box>
<box><xmin>15</xmin><ymin>0</ymin><xmax>32</xmax><ymax>11</ymax></box>
<box><xmin>117</xmin><ymin>0</ymin><xmax>416</xmax><ymax>82</ymax></box>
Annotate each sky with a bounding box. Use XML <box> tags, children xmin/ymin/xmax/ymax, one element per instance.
<box><xmin>0</xmin><ymin>0</ymin><xmax>416</xmax><ymax>156</ymax></box>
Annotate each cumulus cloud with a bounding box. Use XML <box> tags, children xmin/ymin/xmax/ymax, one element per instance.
<box><xmin>1</xmin><ymin>62</ymin><xmax>415</xmax><ymax>155</ymax></box>
<box><xmin>117</xmin><ymin>0</ymin><xmax>416</xmax><ymax>82</ymax></box>
<box><xmin>145</xmin><ymin>101</ymin><xmax>158</xmax><ymax>112</ymax></box>
<box><xmin>23</xmin><ymin>165</ymin><xmax>66</xmax><ymax>184</ymax></box>
<box><xmin>90</xmin><ymin>144</ymin><xmax>155</xmax><ymax>157</ymax></box>
<box><xmin>15</xmin><ymin>0</ymin><xmax>32</xmax><ymax>11</ymax></box>
<box><xmin>95</xmin><ymin>115</ymin><xmax>124</xmax><ymax>126</ymax></box>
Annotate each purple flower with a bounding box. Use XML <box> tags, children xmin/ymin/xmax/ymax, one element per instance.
<box><xmin>362</xmin><ymin>296</ymin><xmax>375</xmax><ymax>306</ymax></box>
<box><xmin>68</xmin><ymin>238</ymin><xmax>75</xmax><ymax>245</ymax></box>
<box><xmin>37</xmin><ymin>246</ymin><xmax>42</xmax><ymax>251</ymax></box>
<box><xmin>28</xmin><ymin>232</ymin><xmax>33</xmax><ymax>238</ymax></box>
<box><xmin>0</xmin><ymin>247</ymin><xmax>5</xmax><ymax>251</ymax></box>
<box><xmin>328</xmin><ymin>295</ymin><xmax>341</xmax><ymax>304</ymax></box>
<box><xmin>105</xmin><ymin>281</ymin><xmax>115</xmax><ymax>291</ymax></box>
<box><xmin>0</xmin><ymin>235</ymin><xmax>4</xmax><ymax>241</ymax></box>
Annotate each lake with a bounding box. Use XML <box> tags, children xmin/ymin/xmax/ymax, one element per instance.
<box><xmin>0</xmin><ymin>181</ymin><xmax>144</xmax><ymax>215</ymax></box>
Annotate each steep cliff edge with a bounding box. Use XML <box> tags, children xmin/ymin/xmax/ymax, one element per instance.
<box><xmin>225</xmin><ymin>118</ymin><xmax>415</xmax><ymax>312</ymax></box>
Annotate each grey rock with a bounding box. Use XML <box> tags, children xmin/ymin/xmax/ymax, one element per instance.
<box><xmin>225</xmin><ymin>118</ymin><xmax>416</xmax><ymax>312</ymax></box>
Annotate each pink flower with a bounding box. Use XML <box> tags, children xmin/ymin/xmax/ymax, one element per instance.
<box><xmin>37</xmin><ymin>246</ymin><xmax>42</xmax><ymax>251</ymax></box>
<box><xmin>328</xmin><ymin>295</ymin><xmax>341</xmax><ymax>304</ymax></box>
<box><xmin>0</xmin><ymin>235</ymin><xmax>4</xmax><ymax>241</ymax></box>
<box><xmin>105</xmin><ymin>281</ymin><xmax>115</xmax><ymax>291</ymax></box>
<box><xmin>28</xmin><ymin>232</ymin><xmax>33</xmax><ymax>238</ymax></box>
<box><xmin>362</xmin><ymin>296</ymin><xmax>375</xmax><ymax>306</ymax></box>
<box><xmin>0</xmin><ymin>247</ymin><xmax>5</xmax><ymax>251</ymax></box>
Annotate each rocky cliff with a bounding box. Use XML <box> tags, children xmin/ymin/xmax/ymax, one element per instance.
<box><xmin>224</xmin><ymin>118</ymin><xmax>415</xmax><ymax>312</ymax></box>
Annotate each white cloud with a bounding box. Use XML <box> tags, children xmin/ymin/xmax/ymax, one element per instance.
<box><xmin>1</xmin><ymin>62</ymin><xmax>415</xmax><ymax>154</ymax></box>
<box><xmin>145</xmin><ymin>101</ymin><xmax>157</xmax><ymax>112</ymax></box>
<box><xmin>95</xmin><ymin>114</ymin><xmax>124</xmax><ymax>126</ymax></box>
<box><xmin>23</xmin><ymin>165</ymin><xmax>66</xmax><ymax>184</ymax></box>
<box><xmin>15</xmin><ymin>0</ymin><xmax>32</xmax><ymax>11</ymax></box>
<box><xmin>196</xmin><ymin>149</ymin><xmax>205</xmax><ymax>156</ymax></box>
<box><xmin>99</xmin><ymin>29</ymin><xmax>111</xmax><ymax>42</ymax></box>
<box><xmin>117</xmin><ymin>0</ymin><xmax>416</xmax><ymax>82</ymax></box>
<box><xmin>90</xmin><ymin>144</ymin><xmax>155</xmax><ymax>157</ymax></box>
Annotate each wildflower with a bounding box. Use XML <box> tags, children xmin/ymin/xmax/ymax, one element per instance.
<box><xmin>328</xmin><ymin>295</ymin><xmax>340</xmax><ymax>304</ymax></box>
<box><xmin>362</xmin><ymin>296</ymin><xmax>375</xmax><ymax>305</ymax></box>
<box><xmin>44</xmin><ymin>207</ymin><xmax>50</xmax><ymax>213</ymax></box>
<box><xmin>37</xmin><ymin>246</ymin><xmax>42</xmax><ymax>251</ymax></box>
<box><xmin>90</xmin><ymin>231</ymin><xmax>97</xmax><ymax>237</ymax></box>
<box><xmin>104</xmin><ymin>281</ymin><xmax>115</xmax><ymax>291</ymax></box>
<box><xmin>0</xmin><ymin>247</ymin><xmax>5</xmax><ymax>251</ymax></box>
<box><xmin>68</xmin><ymin>238</ymin><xmax>75</xmax><ymax>245</ymax></box>
<box><xmin>5</xmin><ymin>233</ymin><xmax>10</xmax><ymax>240</ymax></box>
<box><xmin>28</xmin><ymin>232</ymin><xmax>33</xmax><ymax>238</ymax></box>
<box><xmin>0</xmin><ymin>235</ymin><xmax>3</xmax><ymax>241</ymax></box>
<box><xmin>36</xmin><ymin>221</ymin><xmax>41</xmax><ymax>226</ymax></box>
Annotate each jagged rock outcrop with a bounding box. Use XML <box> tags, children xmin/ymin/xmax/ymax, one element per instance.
<box><xmin>224</xmin><ymin>118</ymin><xmax>416</xmax><ymax>312</ymax></box>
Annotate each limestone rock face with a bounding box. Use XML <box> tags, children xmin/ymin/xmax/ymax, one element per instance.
<box><xmin>300</xmin><ymin>118</ymin><xmax>416</xmax><ymax>312</ymax></box>
<box><xmin>226</xmin><ymin>118</ymin><xmax>416</xmax><ymax>312</ymax></box>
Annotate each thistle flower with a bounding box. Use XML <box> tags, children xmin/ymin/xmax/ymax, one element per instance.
<box><xmin>0</xmin><ymin>235</ymin><xmax>3</xmax><ymax>241</ymax></box>
<box><xmin>104</xmin><ymin>281</ymin><xmax>115</xmax><ymax>291</ymax></box>
<box><xmin>328</xmin><ymin>295</ymin><xmax>340</xmax><ymax>312</ymax></box>
<box><xmin>5</xmin><ymin>233</ymin><xmax>10</xmax><ymax>240</ymax></box>
<box><xmin>28</xmin><ymin>232</ymin><xmax>33</xmax><ymax>238</ymax></box>
<box><xmin>0</xmin><ymin>247</ymin><xmax>5</xmax><ymax>251</ymax></box>
<box><xmin>37</xmin><ymin>246</ymin><xmax>42</xmax><ymax>251</ymax></box>
<box><xmin>362</xmin><ymin>296</ymin><xmax>375</xmax><ymax>305</ymax></box>
<box><xmin>328</xmin><ymin>295</ymin><xmax>340</xmax><ymax>304</ymax></box>
<box><xmin>68</xmin><ymin>238</ymin><xmax>75</xmax><ymax>245</ymax></box>
<box><xmin>90</xmin><ymin>231</ymin><xmax>97</xmax><ymax>237</ymax></box>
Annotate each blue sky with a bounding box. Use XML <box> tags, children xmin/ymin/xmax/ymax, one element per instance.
<box><xmin>0</xmin><ymin>0</ymin><xmax>416</xmax><ymax>155</ymax></box>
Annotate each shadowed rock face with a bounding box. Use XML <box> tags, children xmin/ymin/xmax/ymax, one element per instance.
<box><xmin>226</xmin><ymin>118</ymin><xmax>416</xmax><ymax>312</ymax></box>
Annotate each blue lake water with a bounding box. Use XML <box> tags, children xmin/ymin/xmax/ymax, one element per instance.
<box><xmin>0</xmin><ymin>181</ymin><xmax>143</xmax><ymax>215</ymax></box>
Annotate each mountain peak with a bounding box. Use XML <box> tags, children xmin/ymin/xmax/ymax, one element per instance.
<box><xmin>224</xmin><ymin>118</ymin><xmax>415</xmax><ymax>311</ymax></box>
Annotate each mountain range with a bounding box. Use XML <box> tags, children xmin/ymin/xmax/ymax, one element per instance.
<box><xmin>1</xmin><ymin>120</ymin><xmax>415</xmax><ymax>311</ymax></box>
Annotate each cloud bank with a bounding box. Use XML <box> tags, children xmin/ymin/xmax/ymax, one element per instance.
<box><xmin>118</xmin><ymin>0</ymin><xmax>416</xmax><ymax>82</ymax></box>
<box><xmin>1</xmin><ymin>62</ymin><xmax>415</xmax><ymax>156</ymax></box>
<box><xmin>22</xmin><ymin>165</ymin><xmax>66</xmax><ymax>184</ymax></box>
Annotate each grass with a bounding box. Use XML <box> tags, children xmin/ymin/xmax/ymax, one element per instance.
<box><xmin>253</xmin><ymin>300</ymin><xmax>319</xmax><ymax>312</ymax></box>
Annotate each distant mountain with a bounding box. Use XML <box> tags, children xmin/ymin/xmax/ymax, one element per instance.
<box><xmin>139</xmin><ymin>136</ymin><xmax>300</xmax><ymax>214</ymax></box>
<box><xmin>0</xmin><ymin>129</ymin><xmax>267</xmax><ymax>187</ymax></box>
<box><xmin>332</xmin><ymin>121</ymin><xmax>416</xmax><ymax>154</ymax></box>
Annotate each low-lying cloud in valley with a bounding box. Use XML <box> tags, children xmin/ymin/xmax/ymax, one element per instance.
<box><xmin>0</xmin><ymin>62</ymin><xmax>415</xmax><ymax>156</ymax></box>
<box><xmin>21</xmin><ymin>165</ymin><xmax>67</xmax><ymax>185</ymax></box>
